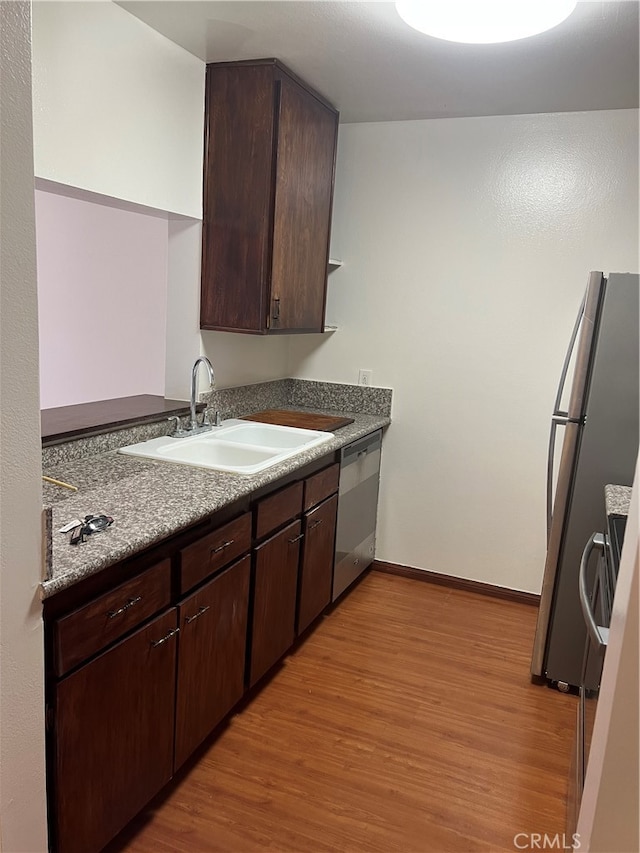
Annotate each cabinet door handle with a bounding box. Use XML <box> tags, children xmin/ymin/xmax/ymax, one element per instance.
<box><xmin>211</xmin><ymin>539</ymin><xmax>234</xmax><ymax>555</ymax></box>
<box><xmin>151</xmin><ymin>627</ymin><xmax>180</xmax><ymax>648</ymax></box>
<box><xmin>308</xmin><ymin>519</ymin><xmax>324</xmax><ymax>531</ymax></box>
<box><xmin>288</xmin><ymin>533</ymin><xmax>304</xmax><ymax>544</ymax></box>
<box><xmin>184</xmin><ymin>605</ymin><xmax>210</xmax><ymax>625</ymax></box>
<box><xmin>107</xmin><ymin>596</ymin><xmax>142</xmax><ymax>619</ymax></box>
<box><xmin>272</xmin><ymin>298</ymin><xmax>280</xmax><ymax>320</ymax></box>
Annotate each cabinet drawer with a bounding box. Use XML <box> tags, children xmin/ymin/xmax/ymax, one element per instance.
<box><xmin>179</xmin><ymin>512</ymin><xmax>251</xmax><ymax>594</ymax></box>
<box><xmin>255</xmin><ymin>481</ymin><xmax>303</xmax><ymax>540</ymax></box>
<box><xmin>303</xmin><ymin>462</ymin><xmax>339</xmax><ymax>511</ymax></box>
<box><xmin>54</xmin><ymin>559</ymin><xmax>172</xmax><ymax>677</ymax></box>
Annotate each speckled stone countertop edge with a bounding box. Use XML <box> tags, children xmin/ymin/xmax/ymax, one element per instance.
<box><xmin>604</xmin><ymin>484</ymin><xmax>633</xmax><ymax>518</ymax></box>
<box><xmin>41</xmin><ymin>413</ymin><xmax>390</xmax><ymax>599</ymax></box>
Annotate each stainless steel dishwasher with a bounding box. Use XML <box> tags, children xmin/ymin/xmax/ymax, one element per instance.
<box><xmin>332</xmin><ymin>429</ymin><xmax>382</xmax><ymax>601</ymax></box>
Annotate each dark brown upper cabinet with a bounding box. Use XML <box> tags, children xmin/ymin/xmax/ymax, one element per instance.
<box><xmin>200</xmin><ymin>59</ymin><xmax>339</xmax><ymax>334</ymax></box>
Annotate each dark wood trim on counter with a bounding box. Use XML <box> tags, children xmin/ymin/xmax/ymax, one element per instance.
<box><xmin>41</xmin><ymin>395</ymin><xmax>202</xmax><ymax>445</ymax></box>
<box><xmin>373</xmin><ymin>561</ymin><xmax>540</xmax><ymax>607</ymax></box>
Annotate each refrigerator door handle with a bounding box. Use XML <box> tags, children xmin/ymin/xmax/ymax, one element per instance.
<box><xmin>552</xmin><ymin>294</ymin><xmax>586</xmax><ymax>414</ymax></box>
<box><xmin>546</xmin><ymin>419</ymin><xmax>561</xmax><ymax>541</ymax></box>
<box><xmin>578</xmin><ymin>533</ymin><xmax>608</xmax><ymax>651</ymax></box>
<box><xmin>546</xmin><ymin>294</ymin><xmax>586</xmax><ymax>541</ymax></box>
<box><xmin>547</xmin><ymin>413</ymin><xmax>583</xmax><ymax>541</ymax></box>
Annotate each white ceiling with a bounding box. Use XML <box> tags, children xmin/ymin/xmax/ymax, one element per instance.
<box><xmin>118</xmin><ymin>0</ymin><xmax>639</xmax><ymax>122</ymax></box>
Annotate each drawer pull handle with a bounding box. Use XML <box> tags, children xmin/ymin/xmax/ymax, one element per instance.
<box><xmin>288</xmin><ymin>533</ymin><xmax>304</xmax><ymax>544</ymax></box>
<box><xmin>211</xmin><ymin>539</ymin><xmax>234</xmax><ymax>555</ymax></box>
<box><xmin>184</xmin><ymin>605</ymin><xmax>211</xmax><ymax>624</ymax></box>
<box><xmin>108</xmin><ymin>596</ymin><xmax>142</xmax><ymax>619</ymax></box>
<box><xmin>308</xmin><ymin>519</ymin><xmax>324</xmax><ymax>531</ymax></box>
<box><xmin>151</xmin><ymin>627</ymin><xmax>179</xmax><ymax>648</ymax></box>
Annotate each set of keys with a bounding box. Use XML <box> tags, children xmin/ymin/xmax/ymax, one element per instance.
<box><xmin>61</xmin><ymin>514</ymin><xmax>114</xmax><ymax>545</ymax></box>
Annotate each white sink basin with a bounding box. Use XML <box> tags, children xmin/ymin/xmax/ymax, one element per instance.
<box><xmin>119</xmin><ymin>419</ymin><xmax>333</xmax><ymax>475</ymax></box>
<box><xmin>216</xmin><ymin>423</ymin><xmax>319</xmax><ymax>450</ymax></box>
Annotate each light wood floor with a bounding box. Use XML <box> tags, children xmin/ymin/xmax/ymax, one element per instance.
<box><xmin>110</xmin><ymin>571</ymin><xmax>576</xmax><ymax>853</ymax></box>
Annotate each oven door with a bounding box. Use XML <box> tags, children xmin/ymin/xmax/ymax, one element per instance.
<box><xmin>568</xmin><ymin>532</ymin><xmax>611</xmax><ymax>835</ymax></box>
<box><xmin>580</xmin><ymin>535</ymin><xmax>610</xmax><ymax>692</ymax></box>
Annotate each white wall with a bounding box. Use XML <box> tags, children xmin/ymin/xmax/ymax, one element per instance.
<box><xmin>31</xmin><ymin>0</ymin><xmax>207</xmax><ymax>405</ymax></box>
<box><xmin>289</xmin><ymin>109</ymin><xmax>639</xmax><ymax>592</ymax></box>
<box><xmin>165</xmin><ymin>218</ymin><xmax>203</xmax><ymax>400</ymax></box>
<box><xmin>28</xmin><ymin>0</ymin><xmax>289</xmax><ymax>405</ymax></box>
<box><xmin>0</xmin><ymin>3</ymin><xmax>48</xmax><ymax>849</ymax></box>
<box><xmin>31</xmin><ymin>0</ymin><xmax>205</xmax><ymax>217</ymax></box>
<box><xmin>36</xmin><ymin>185</ymin><xmax>169</xmax><ymax>408</ymax></box>
<box><xmin>201</xmin><ymin>332</ymin><xmax>290</xmax><ymax>392</ymax></box>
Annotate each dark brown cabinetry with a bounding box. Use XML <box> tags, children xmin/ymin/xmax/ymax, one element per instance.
<box><xmin>49</xmin><ymin>523</ymin><xmax>251</xmax><ymax>853</ymax></box>
<box><xmin>249</xmin><ymin>465</ymin><xmax>340</xmax><ymax>682</ymax></box>
<box><xmin>200</xmin><ymin>59</ymin><xmax>339</xmax><ymax>334</ymax></box>
<box><xmin>179</xmin><ymin>512</ymin><xmax>251</xmax><ymax>595</ymax></box>
<box><xmin>175</xmin><ymin>554</ymin><xmax>250</xmax><ymax>769</ymax></box>
<box><xmin>53</xmin><ymin>558</ymin><xmax>172</xmax><ymax>677</ymax></box>
<box><xmin>46</xmin><ymin>451</ymin><xmax>350</xmax><ymax>852</ymax></box>
<box><xmin>54</xmin><ymin>609</ymin><xmax>178</xmax><ymax>853</ymax></box>
<box><xmin>250</xmin><ymin>519</ymin><xmax>303</xmax><ymax>686</ymax></box>
<box><xmin>298</xmin><ymin>494</ymin><xmax>339</xmax><ymax>635</ymax></box>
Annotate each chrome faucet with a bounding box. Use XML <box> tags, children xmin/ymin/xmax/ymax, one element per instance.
<box><xmin>168</xmin><ymin>357</ymin><xmax>220</xmax><ymax>438</ymax></box>
<box><xmin>189</xmin><ymin>356</ymin><xmax>215</xmax><ymax>433</ymax></box>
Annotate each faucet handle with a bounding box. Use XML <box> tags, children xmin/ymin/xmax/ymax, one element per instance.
<box><xmin>168</xmin><ymin>416</ymin><xmax>183</xmax><ymax>435</ymax></box>
<box><xmin>203</xmin><ymin>408</ymin><xmax>222</xmax><ymax>427</ymax></box>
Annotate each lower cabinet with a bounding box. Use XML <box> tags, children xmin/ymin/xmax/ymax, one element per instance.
<box><xmin>54</xmin><ymin>609</ymin><xmax>178</xmax><ymax>853</ymax></box>
<box><xmin>175</xmin><ymin>554</ymin><xmax>250</xmax><ymax>769</ymax></box>
<box><xmin>250</xmin><ymin>519</ymin><xmax>302</xmax><ymax>686</ymax></box>
<box><xmin>46</xmin><ymin>454</ymin><xmax>351</xmax><ymax>852</ymax></box>
<box><xmin>297</xmin><ymin>493</ymin><xmax>338</xmax><ymax>635</ymax></box>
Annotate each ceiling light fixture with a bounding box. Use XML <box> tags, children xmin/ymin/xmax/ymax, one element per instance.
<box><xmin>394</xmin><ymin>0</ymin><xmax>579</xmax><ymax>44</ymax></box>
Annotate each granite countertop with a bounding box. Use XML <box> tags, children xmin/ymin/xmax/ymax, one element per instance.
<box><xmin>604</xmin><ymin>484</ymin><xmax>633</xmax><ymax>518</ymax></box>
<box><xmin>42</xmin><ymin>410</ymin><xmax>389</xmax><ymax>599</ymax></box>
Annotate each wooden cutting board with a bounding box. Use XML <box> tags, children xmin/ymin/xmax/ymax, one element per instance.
<box><xmin>242</xmin><ymin>409</ymin><xmax>354</xmax><ymax>432</ymax></box>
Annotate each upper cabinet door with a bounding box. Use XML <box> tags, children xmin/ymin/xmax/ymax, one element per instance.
<box><xmin>270</xmin><ymin>74</ymin><xmax>338</xmax><ymax>333</ymax></box>
<box><xmin>200</xmin><ymin>60</ymin><xmax>338</xmax><ymax>335</ymax></box>
<box><xmin>200</xmin><ymin>64</ymin><xmax>275</xmax><ymax>332</ymax></box>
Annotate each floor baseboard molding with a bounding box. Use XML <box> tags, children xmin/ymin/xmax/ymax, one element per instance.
<box><xmin>373</xmin><ymin>560</ymin><xmax>540</xmax><ymax>607</ymax></box>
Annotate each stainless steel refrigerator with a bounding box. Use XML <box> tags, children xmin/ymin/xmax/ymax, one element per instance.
<box><xmin>531</xmin><ymin>271</ymin><xmax>639</xmax><ymax>690</ymax></box>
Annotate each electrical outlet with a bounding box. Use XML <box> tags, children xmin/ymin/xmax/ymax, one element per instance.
<box><xmin>358</xmin><ymin>369</ymin><xmax>373</xmax><ymax>386</ymax></box>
